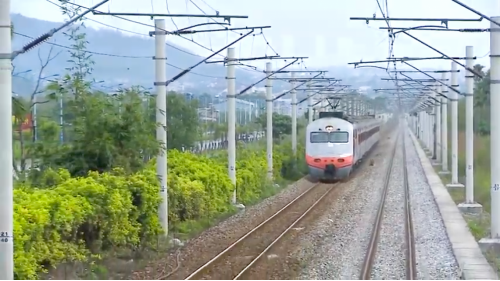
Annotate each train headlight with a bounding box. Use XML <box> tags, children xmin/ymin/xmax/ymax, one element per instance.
<box><xmin>325</xmin><ymin>125</ymin><xmax>334</xmax><ymax>132</ymax></box>
<box><xmin>337</xmin><ymin>158</ymin><xmax>344</xmax><ymax>163</ymax></box>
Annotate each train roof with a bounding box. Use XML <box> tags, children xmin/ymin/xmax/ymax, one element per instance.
<box><xmin>344</xmin><ymin>115</ymin><xmax>378</xmax><ymax>123</ymax></box>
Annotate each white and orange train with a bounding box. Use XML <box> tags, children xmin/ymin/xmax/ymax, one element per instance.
<box><xmin>305</xmin><ymin>114</ymin><xmax>381</xmax><ymax>181</ymax></box>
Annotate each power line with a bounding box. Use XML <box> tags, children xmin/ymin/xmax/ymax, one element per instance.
<box><xmin>44</xmin><ymin>0</ymin><xmax>263</xmax><ymax>74</ymax></box>
<box><xmin>44</xmin><ymin>0</ymin><xmax>203</xmax><ymax>58</ymax></box>
<box><xmin>14</xmin><ymin>32</ymin><xmax>149</xmax><ymax>59</ymax></box>
<box><xmin>165</xmin><ymin>0</ymin><xmax>180</xmax><ymax>31</ymax></box>
<box><xmin>13</xmin><ymin>32</ymin><xmax>225</xmax><ymax>79</ymax></box>
<box><xmin>186</xmin><ymin>0</ymin><xmax>278</xmax><ymax>67</ymax></box>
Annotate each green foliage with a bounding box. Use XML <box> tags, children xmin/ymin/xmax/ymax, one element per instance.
<box><xmin>13</xmin><ymin>138</ymin><xmax>306</xmax><ymax>278</ymax></box>
<box><xmin>13</xmin><ymin>167</ymin><xmax>162</xmax><ymax>279</ymax></box>
<box><xmin>471</xmin><ymin>64</ymin><xmax>490</xmax><ymax>135</ymax></box>
<box><xmin>164</xmin><ymin>92</ymin><xmax>200</xmax><ymax>150</ymax></box>
<box><xmin>29</xmin><ymin>89</ymin><xmax>159</xmax><ymax>178</ymax></box>
<box><xmin>255</xmin><ymin>113</ymin><xmax>296</xmax><ymax>140</ymax></box>
<box><xmin>11</xmin><ymin>1</ymin><xmax>307</xmax><ymax>279</ymax></box>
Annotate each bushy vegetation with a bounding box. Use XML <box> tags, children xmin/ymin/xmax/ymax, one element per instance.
<box><xmin>449</xmin><ymin>64</ymin><xmax>491</xmax><ymax>213</ymax></box>
<box><xmin>10</xmin><ymin>3</ymin><xmax>308</xmax><ymax>279</ymax></box>
<box><xmin>436</xmin><ymin>63</ymin><xmax>494</xmax><ymax>246</ymax></box>
<box><xmin>13</xmin><ymin>141</ymin><xmax>306</xmax><ymax>279</ymax></box>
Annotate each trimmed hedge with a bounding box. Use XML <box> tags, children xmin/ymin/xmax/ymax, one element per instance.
<box><xmin>13</xmin><ymin>140</ymin><xmax>306</xmax><ymax>279</ymax></box>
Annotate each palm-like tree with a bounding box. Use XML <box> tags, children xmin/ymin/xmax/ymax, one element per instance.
<box><xmin>473</xmin><ymin>64</ymin><xmax>485</xmax><ymax>83</ymax></box>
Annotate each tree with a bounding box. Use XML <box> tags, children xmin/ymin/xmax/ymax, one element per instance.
<box><xmin>372</xmin><ymin>96</ymin><xmax>388</xmax><ymax>113</ymax></box>
<box><xmin>473</xmin><ymin>65</ymin><xmax>490</xmax><ymax>135</ymax></box>
<box><xmin>165</xmin><ymin>92</ymin><xmax>200</xmax><ymax>150</ymax></box>
<box><xmin>24</xmin><ymin>1</ymin><xmax>161</xmax><ymax>179</ymax></box>
<box><xmin>11</xmin><ymin>25</ymin><xmax>61</xmax><ymax>176</ymax></box>
<box><xmin>255</xmin><ymin>112</ymin><xmax>293</xmax><ymax>140</ymax></box>
<box><xmin>473</xmin><ymin>64</ymin><xmax>485</xmax><ymax>83</ymax></box>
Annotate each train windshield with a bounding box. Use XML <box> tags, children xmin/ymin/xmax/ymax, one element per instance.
<box><xmin>310</xmin><ymin>131</ymin><xmax>349</xmax><ymax>143</ymax></box>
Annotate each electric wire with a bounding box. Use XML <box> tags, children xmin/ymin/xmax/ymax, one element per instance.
<box><xmin>44</xmin><ymin>0</ymin><xmax>263</xmax><ymax>74</ymax></box>
<box><xmin>14</xmin><ymin>32</ymin><xmax>225</xmax><ymax>79</ymax></box>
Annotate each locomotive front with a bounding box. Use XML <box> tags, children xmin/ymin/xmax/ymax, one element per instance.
<box><xmin>305</xmin><ymin>117</ymin><xmax>354</xmax><ymax>182</ymax></box>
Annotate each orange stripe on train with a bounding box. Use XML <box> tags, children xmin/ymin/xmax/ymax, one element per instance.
<box><xmin>305</xmin><ymin>154</ymin><xmax>354</xmax><ymax>169</ymax></box>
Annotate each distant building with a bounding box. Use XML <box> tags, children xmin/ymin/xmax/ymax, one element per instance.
<box><xmin>213</xmin><ymin>98</ymin><xmax>257</xmax><ymax>112</ymax></box>
<box><xmin>197</xmin><ymin>106</ymin><xmax>219</xmax><ymax>122</ymax></box>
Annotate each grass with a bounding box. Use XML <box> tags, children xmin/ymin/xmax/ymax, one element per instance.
<box><xmin>430</xmin><ymin>128</ymin><xmax>500</xmax><ymax>272</ymax></box>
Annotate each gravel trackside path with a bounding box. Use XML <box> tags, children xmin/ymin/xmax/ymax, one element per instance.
<box><xmin>131</xmin><ymin>177</ymin><xmax>318</xmax><ymax>279</ymax></box>
<box><xmin>404</xmin><ymin>128</ymin><xmax>460</xmax><ymax>280</ymax></box>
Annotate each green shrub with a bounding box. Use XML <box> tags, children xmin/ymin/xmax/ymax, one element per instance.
<box><xmin>13</xmin><ymin>138</ymin><xmax>306</xmax><ymax>278</ymax></box>
<box><xmin>13</xmin><ymin>167</ymin><xmax>162</xmax><ymax>279</ymax></box>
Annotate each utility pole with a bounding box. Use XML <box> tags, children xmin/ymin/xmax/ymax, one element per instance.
<box><xmin>227</xmin><ymin>47</ymin><xmax>237</xmax><ymax>204</ymax></box>
<box><xmin>291</xmin><ymin>72</ymin><xmax>297</xmax><ymax>155</ymax></box>
<box><xmin>430</xmin><ymin>89</ymin><xmax>436</xmax><ymax>158</ymax></box>
<box><xmin>308</xmin><ymin>82</ymin><xmax>313</xmax><ymax>123</ymax></box>
<box><xmin>434</xmin><ymin>82</ymin><xmax>441</xmax><ymax>163</ymax></box>
<box><xmin>447</xmin><ymin>62</ymin><xmax>463</xmax><ymax>188</ymax></box>
<box><xmin>154</xmin><ymin>19</ymin><xmax>168</xmax><ymax>235</ymax></box>
<box><xmin>465</xmin><ymin>46</ymin><xmax>475</xmax><ymax>208</ymax></box>
<box><xmin>0</xmin><ymin>0</ymin><xmax>14</xmax><ymax>278</ymax></box>
<box><xmin>33</xmin><ymin>94</ymin><xmax>38</xmax><ymax>142</ymax></box>
<box><xmin>457</xmin><ymin>45</ymin><xmax>482</xmax><ymax>213</ymax></box>
<box><xmin>488</xmin><ymin>16</ymin><xmax>500</xmax><ymax>236</ymax></box>
<box><xmin>424</xmin><ymin>106</ymin><xmax>430</xmax><ymax>153</ymax></box>
<box><xmin>350</xmin><ymin>98</ymin><xmax>354</xmax><ymax>115</ymax></box>
<box><xmin>440</xmin><ymin>72</ymin><xmax>450</xmax><ymax>175</ymax></box>
<box><xmin>266</xmin><ymin>62</ymin><xmax>273</xmax><ymax>179</ymax></box>
<box><xmin>420</xmin><ymin>111</ymin><xmax>424</xmax><ymax>142</ymax></box>
<box><xmin>59</xmin><ymin>93</ymin><xmax>64</xmax><ymax>143</ymax></box>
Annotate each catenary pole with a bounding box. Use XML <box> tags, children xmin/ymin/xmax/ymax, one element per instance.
<box><xmin>227</xmin><ymin>48</ymin><xmax>237</xmax><ymax>204</ymax></box>
<box><xmin>420</xmin><ymin>111</ymin><xmax>425</xmax><ymax>143</ymax></box>
<box><xmin>435</xmin><ymin>82</ymin><xmax>441</xmax><ymax>163</ymax></box>
<box><xmin>427</xmin><ymin>89</ymin><xmax>432</xmax><ymax>155</ymax></box>
<box><xmin>465</xmin><ymin>46</ymin><xmax>475</xmax><ymax>204</ymax></box>
<box><xmin>490</xmin><ymin>18</ymin><xmax>500</xmax><ymax>237</ymax></box>
<box><xmin>291</xmin><ymin>72</ymin><xmax>297</xmax><ymax>155</ymax></box>
<box><xmin>0</xmin><ymin>0</ymin><xmax>14</xmax><ymax>278</ymax></box>
<box><xmin>429</xmin><ymin>106</ymin><xmax>433</xmax><ymax>154</ymax></box>
<box><xmin>307</xmin><ymin>82</ymin><xmax>313</xmax><ymax>123</ymax></box>
<box><xmin>441</xmin><ymin>72</ymin><xmax>449</xmax><ymax>174</ymax></box>
<box><xmin>266</xmin><ymin>62</ymin><xmax>273</xmax><ymax>179</ymax></box>
<box><xmin>154</xmin><ymin>19</ymin><xmax>168</xmax><ymax>235</ymax></box>
<box><xmin>33</xmin><ymin>94</ymin><xmax>38</xmax><ymax>142</ymax></box>
<box><xmin>448</xmin><ymin>62</ymin><xmax>463</xmax><ymax>187</ymax></box>
<box><xmin>59</xmin><ymin>93</ymin><xmax>64</xmax><ymax>143</ymax></box>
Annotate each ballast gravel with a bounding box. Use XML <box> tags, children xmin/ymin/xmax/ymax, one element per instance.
<box><xmin>370</xmin><ymin>136</ymin><xmax>406</xmax><ymax>280</ymax></box>
<box><xmin>293</xmin><ymin>126</ymin><xmax>460</xmax><ymax>280</ymax></box>
<box><xmin>292</xmin><ymin>129</ymin><xmax>399</xmax><ymax>280</ymax></box>
<box><xmin>404</xmin><ymin>128</ymin><xmax>460</xmax><ymax>280</ymax></box>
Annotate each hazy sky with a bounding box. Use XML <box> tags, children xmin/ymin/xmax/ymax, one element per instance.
<box><xmin>11</xmin><ymin>0</ymin><xmax>499</xmax><ymax>71</ymax></box>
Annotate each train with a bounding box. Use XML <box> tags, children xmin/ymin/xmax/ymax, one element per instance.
<box><xmin>305</xmin><ymin>112</ymin><xmax>382</xmax><ymax>182</ymax></box>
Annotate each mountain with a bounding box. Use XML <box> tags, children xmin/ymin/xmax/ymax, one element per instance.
<box><xmin>11</xmin><ymin>14</ymin><xmax>422</xmax><ymax>99</ymax></box>
<box><xmin>11</xmin><ymin>13</ymin><xmax>271</xmax><ymax>95</ymax></box>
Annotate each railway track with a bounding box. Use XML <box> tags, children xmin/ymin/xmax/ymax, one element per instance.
<box><xmin>360</xmin><ymin>127</ymin><xmax>417</xmax><ymax>280</ymax></box>
<box><xmin>184</xmin><ymin>181</ymin><xmax>339</xmax><ymax>280</ymax></box>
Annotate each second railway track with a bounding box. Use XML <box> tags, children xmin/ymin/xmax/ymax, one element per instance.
<box><xmin>184</xmin><ymin>181</ymin><xmax>340</xmax><ymax>280</ymax></box>
<box><xmin>360</xmin><ymin>125</ymin><xmax>417</xmax><ymax>280</ymax></box>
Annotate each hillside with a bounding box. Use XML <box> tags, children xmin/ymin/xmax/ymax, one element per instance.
<box><xmin>11</xmin><ymin>13</ymin><xmax>399</xmax><ymax>98</ymax></box>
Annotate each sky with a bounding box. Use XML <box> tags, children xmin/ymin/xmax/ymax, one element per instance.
<box><xmin>11</xmin><ymin>0</ymin><xmax>500</xmax><ymax>71</ymax></box>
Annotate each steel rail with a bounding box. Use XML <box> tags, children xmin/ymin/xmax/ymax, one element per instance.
<box><xmin>184</xmin><ymin>181</ymin><xmax>331</xmax><ymax>280</ymax></box>
<box><xmin>360</xmin><ymin>128</ymin><xmax>400</xmax><ymax>279</ymax></box>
